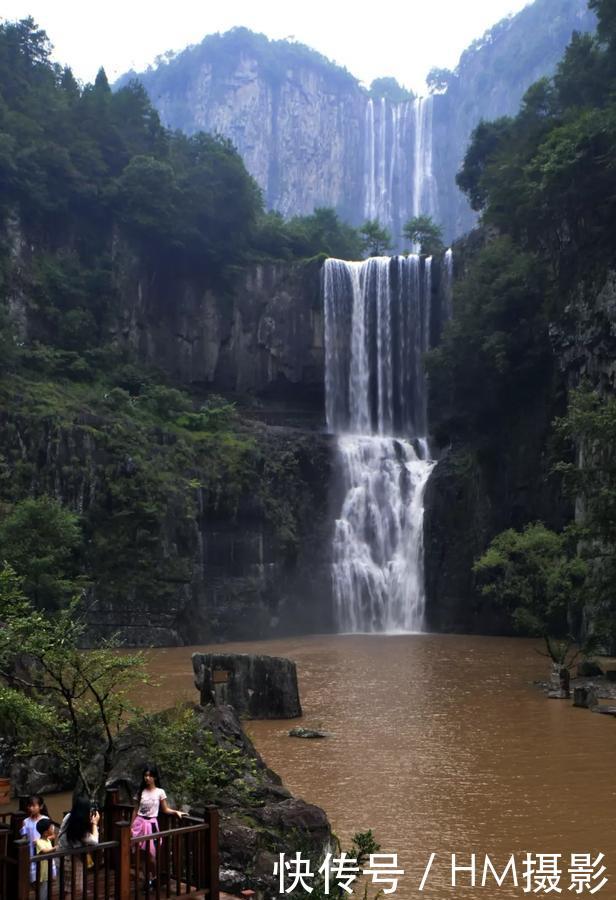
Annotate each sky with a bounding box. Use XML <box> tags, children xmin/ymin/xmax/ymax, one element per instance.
<box><xmin>1</xmin><ymin>0</ymin><xmax>532</xmax><ymax>92</ymax></box>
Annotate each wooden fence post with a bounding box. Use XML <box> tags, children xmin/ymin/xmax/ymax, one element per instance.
<box><xmin>205</xmin><ymin>806</ymin><xmax>219</xmax><ymax>900</ymax></box>
<box><xmin>15</xmin><ymin>837</ymin><xmax>29</xmax><ymax>900</ymax></box>
<box><xmin>105</xmin><ymin>787</ymin><xmax>119</xmax><ymax>841</ymax></box>
<box><xmin>5</xmin><ymin>817</ymin><xmax>26</xmax><ymax>900</ymax></box>
<box><xmin>115</xmin><ymin>820</ymin><xmax>131</xmax><ymax>900</ymax></box>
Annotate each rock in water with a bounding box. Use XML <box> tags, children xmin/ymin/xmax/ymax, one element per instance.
<box><xmin>288</xmin><ymin>727</ymin><xmax>329</xmax><ymax>739</ymax></box>
<box><xmin>192</xmin><ymin>652</ymin><xmax>302</xmax><ymax>718</ymax></box>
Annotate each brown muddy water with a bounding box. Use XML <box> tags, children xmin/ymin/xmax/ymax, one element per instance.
<box><xmin>142</xmin><ymin>633</ymin><xmax>616</xmax><ymax>899</ymax></box>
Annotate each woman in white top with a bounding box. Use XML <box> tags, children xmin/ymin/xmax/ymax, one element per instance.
<box><xmin>131</xmin><ymin>765</ymin><xmax>183</xmax><ymax>890</ymax></box>
<box><xmin>57</xmin><ymin>797</ymin><xmax>100</xmax><ymax>890</ymax></box>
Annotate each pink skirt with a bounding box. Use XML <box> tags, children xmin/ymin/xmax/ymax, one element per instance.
<box><xmin>131</xmin><ymin>816</ymin><xmax>160</xmax><ymax>858</ymax></box>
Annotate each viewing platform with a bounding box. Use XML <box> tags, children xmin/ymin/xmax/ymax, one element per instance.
<box><xmin>0</xmin><ymin>789</ymin><xmax>220</xmax><ymax>900</ymax></box>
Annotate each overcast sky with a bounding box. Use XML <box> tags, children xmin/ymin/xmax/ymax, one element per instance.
<box><xmin>1</xmin><ymin>0</ymin><xmax>532</xmax><ymax>92</ymax></box>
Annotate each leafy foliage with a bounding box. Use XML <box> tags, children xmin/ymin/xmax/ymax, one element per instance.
<box><xmin>427</xmin><ymin>238</ymin><xmax>551</xmax><ymax>438</ymax></box>
<box><xmin>0</xmin><ymin>496</ymin><xmax>83</xmax><ymax>608</ymax></box>
<box><xmin>555</xmin><ymin>386</ymin><xmax>616</xmax><ymax>544</ymax></box>
<box><xmin>0</xmin><ymin>565</ymin><xmax>148</xmax><ymax>794</ymax></box>
<box><xmin>473</xmin><ymin>524</ymin><xmax>587</xmax><ymax>663</ymax></box>
<box><xmin>554</xmin><ymin>386</ymin><xmax>616</xmax><ymax>645</ymax></box>
<box><xmin>402</xmin><ymin>215</ymin><xmax>444</xmax><ymax>255</ymax></box>
<box><xmin>446</xmin><ymin>0</ymin><xmax>616</xmax><ymax>650</ymax></box>
<box><xmin>253</xmin><ymin>207</ymin><xmax>363</xmax><ymax>261</ymax></box>
<box><xmin>359</xmin><ymin>220</ymin><xmax>392</xmax><ymax>257</ymax></box>
<box><xmin>137</xmin><ymin>706</ymin><xmax>258</xmax><ymax>807</ymax></box>
<box><xmin>368</xmin><ymin>77</ymin><xmax>414</xmax><ymax>102</ymax></box>
<box><xmin>456</xmin><ymin>3</ymin><xmax>616</xmax><ymax>280</ymax></box>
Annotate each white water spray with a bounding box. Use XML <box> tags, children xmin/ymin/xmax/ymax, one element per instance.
<box><xmin>323</xmin><ymin>256</ymin><xmax>436</xmax><ymax>633</ymax></box>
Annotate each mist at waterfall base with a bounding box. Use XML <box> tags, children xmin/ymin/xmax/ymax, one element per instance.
<box><xmin>324</xmin><ymin>256</ymin><xmax>436</xmax><ymax>635</ymax></box>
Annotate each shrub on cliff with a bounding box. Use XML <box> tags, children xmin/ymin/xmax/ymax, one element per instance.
<box><xmin>473</xmin><ymin>523</ymin><xmax>588</xmax><ymax>665</ymax></box>
<box><xmin>0</xmin><ymin>496</ymin><xmax>84</xmax><ymax>609</ymax></box>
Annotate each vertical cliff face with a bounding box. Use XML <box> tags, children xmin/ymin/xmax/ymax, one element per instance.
<box><xmin>111</xmin><ymin>249</ymin><xmax>325</xmax><ymax>410</ymax></box>
<box><xmin>118</xmin><ymin>0</ymin><xmax>595</xmax><ymax>243</ymax></box>
<box><xmin>142</xmin><ymin>39</ymin><xmax>367</xmax><ymax>222</ymax></box>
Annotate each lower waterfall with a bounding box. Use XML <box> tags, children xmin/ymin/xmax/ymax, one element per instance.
<box><xmin>323</xmin><ymin>256</ymin><xmax>436</xmax><ymax>633</ymax></box>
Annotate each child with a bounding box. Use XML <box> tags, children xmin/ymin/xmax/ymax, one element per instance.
<box><xmin>19</xmin><ymin>794</ymin><xmax>50</xmax><ymax>884</ymax></box>
<box><xmin>35</xmin><ymin>818</ymin><xmax>57</xmax><ymax>900</ymax></box>
<box><xmin>131</xmin><ymin>766</ymin><xmax>183</xmax><ymax>890</ymax></box>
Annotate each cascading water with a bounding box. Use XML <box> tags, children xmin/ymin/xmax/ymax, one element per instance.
<box><xmin>362</xmin><ymin>94</ymin><xmax>438</xmax><ymax>247</ymax></box>
<box><xmin>444</xmin><ymin>247</ymin><xmax>454</xmax><ymax>319</ymax></box>
<box><xmin>363</xmin><ymin>98</ymin><xmax>414</xmax><ymax>241</ymax></box>
<box><xmin>412</xmin><ymin>95</ymin><xmax>439</xmax><ymax>223</ymax></box>
<box><xmin>324</xmin><ymin>256</ymin><xmax>436</xmax><ymax>633</ymax></box>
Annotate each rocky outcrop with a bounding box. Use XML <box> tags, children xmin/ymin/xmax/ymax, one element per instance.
<box><xmin>6</xmin><ymin>703</ymin><xmax>332</xmax><ymax>897</ymax></box>
<box><xmin>555</xmin><ymin>270</ymin><xmax>616</xmax><ymax>393</ymax></box>
<box><xmin>111</xmin><ymin>253</ymin><xmax>325</xmax><ymax>408</ymax></box>
<box><xmin>0</xmin><ymin>409</ymin><xmax>335</xmax><ymax>646</ymax></box>
<box><xmin>193</xmin><ymin>653</ymin><xmax>302</xmax><ymax>718</ymax></box>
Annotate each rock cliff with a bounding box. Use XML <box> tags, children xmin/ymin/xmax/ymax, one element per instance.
<box><xmin>111</xmin><ymin>249</ymin><xmax>325</xmax><ymax>408</ymax></box>
<box><xmin>118</xmin><ymin>0</ymin><xmax>596</xmax><ymax>243</ymax></box>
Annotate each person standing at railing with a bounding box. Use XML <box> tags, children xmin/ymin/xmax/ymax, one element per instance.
<box><xmin>19</xmin><ymin>794</ymin><xmax>50</xmax><ymax>884</ymax></box>
<box><xmin>131</xmin><ymin>766</ymin><xmax>183</xmax><ymax>892</ymax></box>
<box><xmin>35</xmin><ymin>818</ymin><xmax>57</xmax><ymax>900</ymax></box>
<box><xmin>57</xmin><ymin>797</ymin><xmax>100</xmax><ymax>890</ymax></box>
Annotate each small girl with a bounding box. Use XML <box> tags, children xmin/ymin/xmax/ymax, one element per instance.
<box><xmin>131</xmin><ymin>766</ymin><xmax>183</xmax><ymax>889</ymax></box>
<box><xmin>20</xmin><ymin>794</ymin><xmax>50</xmax><ymax>884</ymax></box>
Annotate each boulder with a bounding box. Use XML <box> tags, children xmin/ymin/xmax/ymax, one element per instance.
<box><xmin>288</xmin><ymin>727</ymin><xmax>329</xmax><ymax>739</ymax></box>
<box><xmin>254</xmin><ymin>798</ymin><xmax>330</xmax><ymax>851</ymax></box>
<box><xmin>193</xmin><ymin>653</ymin><xmax>302</xmax><ymax>718</ymax></box>
<box><xmin>573</xmin><ymin>686</ymin><xmax>599</xmax><ymax>709</ymax></box>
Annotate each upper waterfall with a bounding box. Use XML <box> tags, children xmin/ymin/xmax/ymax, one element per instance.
<box><xmin>361</xmin><ymin>96</ymin><xmax>438</xmax><ymax>246</ymax></box>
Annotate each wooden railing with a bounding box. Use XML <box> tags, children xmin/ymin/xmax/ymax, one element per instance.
<box><xmin>0</xmin><ymin>791</ymin><xmax>219</xmax><ymax>900</ymax></box>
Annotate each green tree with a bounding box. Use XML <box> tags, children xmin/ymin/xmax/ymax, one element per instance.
<box><xmin>426</xmin><ymin>67</ymin><xmax>454</xmax><ymax>94</ymax></box>
<box><xmin>114</xmin><ymin>154</ymin><xmax>179</xmax><ymax>243</ymax></box>
<box><xmin>456</xmin><ymin>117</ymin><xmax>513</xmax><ymax>212</ymax></box>
<box><xmin>359</xmin><ymin>219</ymin><xmax>392</xmax><ymax>257</ymax></box>
<box><xmin>555</xmin><ymin>386</ymin><xmax>616</xmax><ymax>544</ymax></box>
<box><xmin>473</xmin><ymin>523</ymin><xmax>588</xmax><ymax>665</ymax></box>
<box><xmin>402</xmin><ymin>215</ymin><xmax>444</xmax><ymax>255</ymax></box>
<box><xmin>369</xmin><ymin>77</ymin><xmax>414</xmax><ymax>102</ymax></box>
<box><xmin>0</xmin><ymin>496</ymin><xmax>83</xmax><ymax>608</ymax></box>
<box><xmin>590</xmin><ymin>0</ymin><xmax>616</xmax><ymax>48</ymax></box>
<box><xmin>0</xmin><ymin>565</ymin><xmax>148</xmax><ymax>795</ymax></box>
<box><xmin>426</xmin><ymin>238</ymin><xmax>550</xmax><ymax>438</ymax></box>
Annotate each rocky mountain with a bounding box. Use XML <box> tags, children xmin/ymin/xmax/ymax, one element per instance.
<box><xmin>117</xmin><ymin>0</ymin><xmax>596</xmax><ymax>243</ymax></box>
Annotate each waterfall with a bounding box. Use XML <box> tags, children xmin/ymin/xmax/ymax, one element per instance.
<box><xmin>362</xmin><ymin>94</ymin><xmax>438</xmax><ymax>247</ymax></box>
<box><xmin>324</xmin><ymin>256</ymin><xmax>435</xmax><ymax>633</ymax></box>
<box><xmin>364</xmin><ymin>99</ymin><xmax>376</xmax><ymax>221</ymax></box>
<box><xmin>362</xmin><ymin>98</ymin><xmax>414</xmax><ymax>243</ymax></box>
<box><xmin>444</xmin><ymin>248</ymin><xmax>454</xmax><ymax>320</ymax></box>
<box><xmin>412</xmin><ymin>96</ymin><xmax>439</xmax><ymax>222</ymax></box>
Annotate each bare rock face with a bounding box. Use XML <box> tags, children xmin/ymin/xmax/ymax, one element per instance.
<box><xmin>112</xmin><ymin>255</ymin><xmax>325</xmax><ymax>402</ymax></box>
<box><xmin>193</xmin><ymin>652</ymin><xmax>302</xmax><ymax>718</ymax></box>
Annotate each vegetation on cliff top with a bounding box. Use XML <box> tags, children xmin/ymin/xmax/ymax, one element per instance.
<box><xmin>434</xmin><ymin>0</ymin><xmax>616</xmax><ymax>649</ymax></box>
